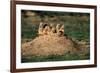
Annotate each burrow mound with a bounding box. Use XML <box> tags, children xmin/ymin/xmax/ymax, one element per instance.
<box><xmin>21</xmin><ymin>34</ymin><xmax>87</xmax><ymax>56</ymax></box>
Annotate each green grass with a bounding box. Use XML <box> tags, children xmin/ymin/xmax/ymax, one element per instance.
<box><xmin>21</xmin><ymin>52</ymin><xmax>90</xmax><ymax>63</ymax></box>
<box><xmin>21</xmin><ymin>10</ymin><xmax>90</xmax><ymax>41</ymax></box>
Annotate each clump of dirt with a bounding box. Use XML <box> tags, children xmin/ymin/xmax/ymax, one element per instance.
<box><xmin>21</xmin><ymin>34</ymin><xmax>87</xmax><ymax>56</ymax></box>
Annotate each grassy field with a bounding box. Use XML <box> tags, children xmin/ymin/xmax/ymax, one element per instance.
<box><xmin>22</xmin><ymin>52</ymin><xmax>90</xmax><ymax>63</ymax></box>
<box><xmin>21</xmin><ymin>10</ymin><xmax>90</xmax><ymax>63</ymax></box>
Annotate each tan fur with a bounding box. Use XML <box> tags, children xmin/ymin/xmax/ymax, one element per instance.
<box><xmin>38</xmin><ymin>22</ymin><xmax>64</xmax><ymax>36</ymax></box>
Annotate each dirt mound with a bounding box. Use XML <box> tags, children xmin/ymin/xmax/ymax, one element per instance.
<box><xmin>21</xmin><ymin>34</ymin><xmax>84</xmax><ymax>56</ymax></box>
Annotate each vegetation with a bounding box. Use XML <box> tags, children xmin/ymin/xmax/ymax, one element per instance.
<box><xmin>22</xmin><ymin>52</ymin><xmax>90</xmax><ymax>63</ymax></box>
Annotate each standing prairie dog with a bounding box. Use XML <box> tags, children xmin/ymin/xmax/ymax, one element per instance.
<box><xmin>57</xmin><ymin>24</ymin><xmax>64</xmax><ymax>36</ymax></box>
<box><xmin>38</xmin><ymin>22</ymin><xmax>43</xmax><ymax>35</ymax></box>
<box><xmin>56</xmin><ymin>24</ymin><xmax>61</xmax><ymax>33</ymax></box>
<box><xmin>60</xmin><ymin>25</ymin><xmax>64</xmax><ymax>32</ymax></box>
<box><xmin>51</xmin><ymin>26</ymin><xmax>56</xmax><ymax>33</ymax></box>
<box><xmin>43</xmin><ymin>26</ymin><xmax>50</xmax><ymax>35</ymax></box>
<box><xmin>49</xmin><ymin>24</ymin><xmax>55</xmax><ymax>35</ymax></box>
<box><xmin>47</xmin><ymin>26</ymin><xmax>51</xmax><ymax>35</ymax></box>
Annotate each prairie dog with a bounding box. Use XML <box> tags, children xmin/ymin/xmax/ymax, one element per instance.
<box><xmin>43</xmin><ymin>26</ymin><xmax>50</xmax><ymax>35</ymax></box>
<box><xmin>38</xmin><ymin>22</ymin><xmax>43</xmax><ymax>35</ymax></box>
<box><xmin>60</xmin><ymin>25</ymin><xmax>64</xmax><ymax>32</ymax></box>
<box><xmin>39</xmin><ymin>22</ymin><xmax>43</xmax><ymax>28</ymax></box>
<box><xmin>51</xmin><ymin>27</ymin><xmax>56</xmax><ymax>33</ymax></box>
<box><xmin>56</xmin><ymin>24</ymin><xmax>61</xmax><ymax>33</ymax></box>
<box><xmin>56</xmin><ymin>24</ymin><xmax>61</xmax><ymax>30</ymax></box>
<box><xmin>57</xmin><ymin>25</ymin><xmax>64</xmax><ymax>36</ymax></box>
